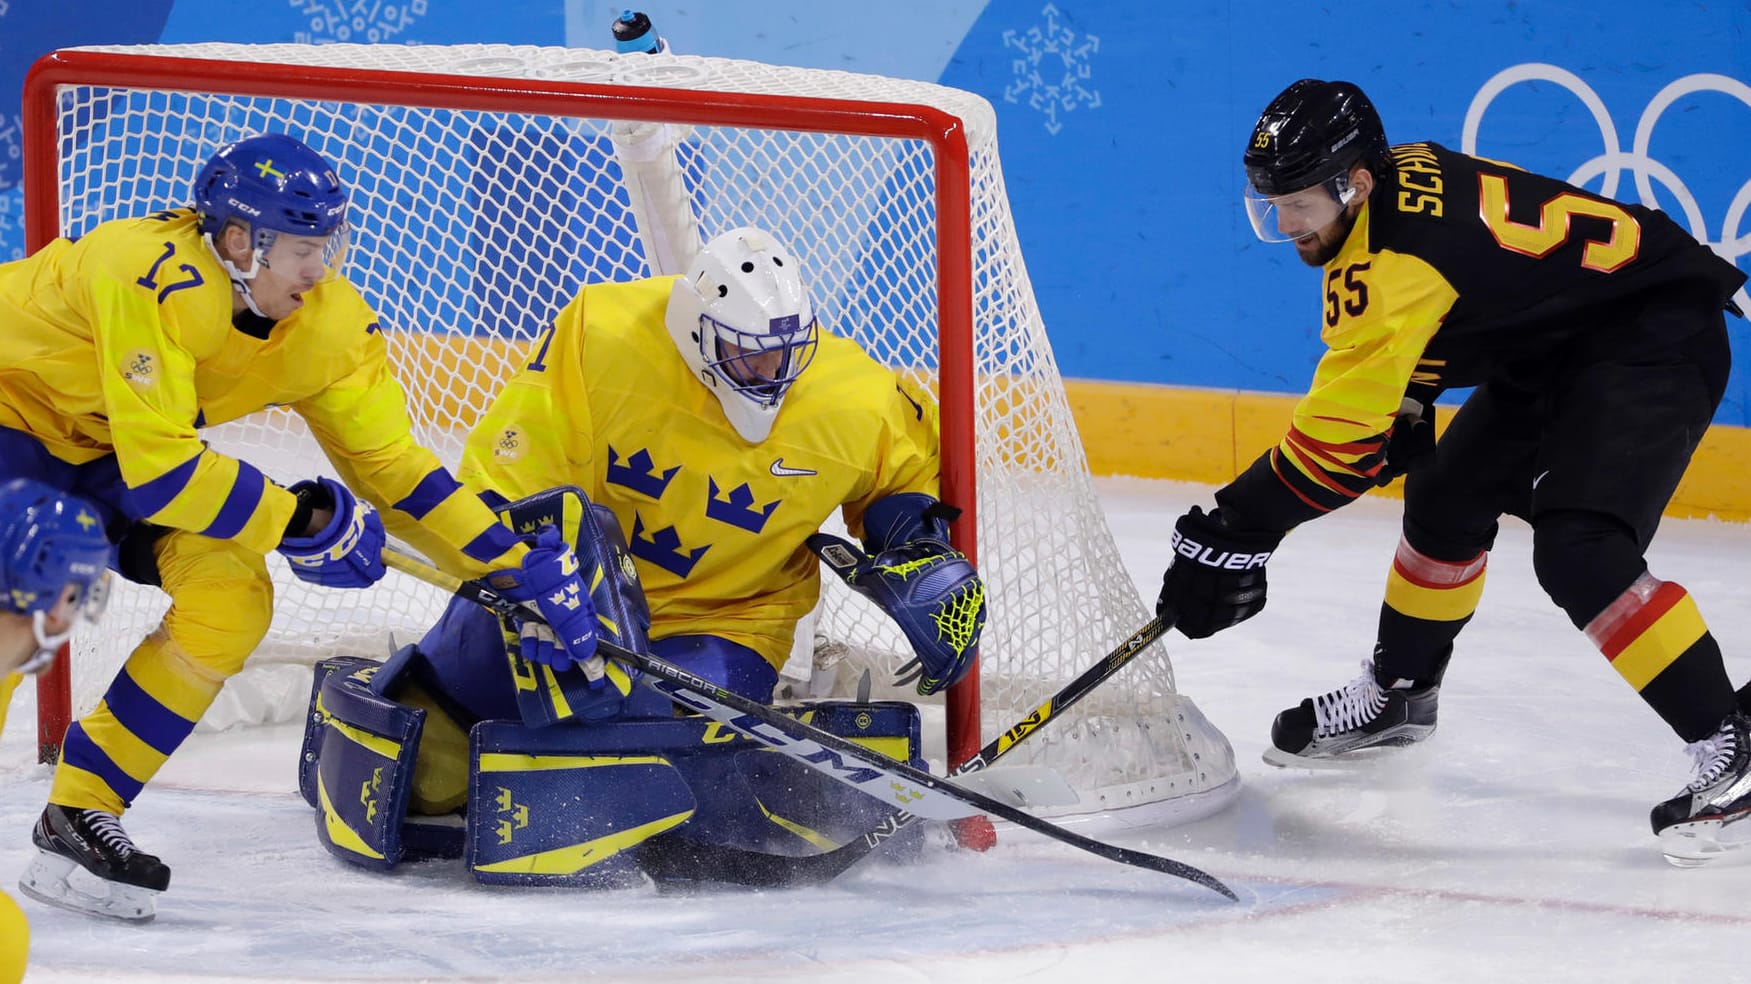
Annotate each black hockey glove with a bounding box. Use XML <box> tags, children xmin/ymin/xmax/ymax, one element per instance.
<box><xmin>1156</xmin><ymin>506</ymin><xmax>1282</xmax><ymax>640</ymax></box>
<box><xmin>1372</xmin><ymin>403</ymin><xmax>1436</xmax><ymax>487</ymax></box>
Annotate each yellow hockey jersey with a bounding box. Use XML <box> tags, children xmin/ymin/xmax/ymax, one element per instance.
<box><xmin>460</xmin><ymin>276</ymin><xmax>942</xmax><ymax>668</ymax></box>
<box><xmin>0</xmin><ymin>209</ymin><xmax>521</xmax><ymax>575</ymax></box>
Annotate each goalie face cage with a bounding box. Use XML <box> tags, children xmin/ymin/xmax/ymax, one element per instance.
<box><xmin>24</xmin><ymin>44</ymin><xmax>1236</xmax><ymax>825</ymax></box>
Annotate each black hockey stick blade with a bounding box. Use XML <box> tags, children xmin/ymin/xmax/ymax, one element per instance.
<box><xmin>636</xmin><ymin>833</ymin><xmax>869</xmax><ymax>889</ymax></box>
<box><xmin>383</xmin><ymin>550</ymin><xmax>1233</xmax><ymax>899</ymax></box>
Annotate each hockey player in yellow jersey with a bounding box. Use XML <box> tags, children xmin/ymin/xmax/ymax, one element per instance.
<box><xmin>416</xmin><ymin>223</ymin><xmax>981</xmax><ymax>721</ymax></box>
<box><xmin>0</xmin><ymin>481</ymin><xmax>110</xmax><ymax>982</ymax></box>
<box><xmin>1154</xmin><ymin>80</ymin><xmax>1748</xmax><ymax>863</ymax></box>
<box><xmin>312</xmin><ymin>227</ymin><xmax>986</xmax><ymax>882</ymax></box>
<box><xmin>0</xmin><ymin>134</ymin><xmax>599</xmax><ymax>922</ymax></box>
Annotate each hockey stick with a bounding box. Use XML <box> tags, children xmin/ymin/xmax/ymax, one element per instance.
<box><xmin>646</xmin><ymin>601</ymin><xmax>1177</xmax><ymax>888</ymax></box>
<box><xmin>382</xmin><ymin>548</ymin><xmax>1233</xmax><ymax>899</ymax></box>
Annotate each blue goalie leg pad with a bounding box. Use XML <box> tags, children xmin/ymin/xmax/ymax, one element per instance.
<box><xmin>618</xmin><ymin>633</ymin><xmax>779</xmax><ymax>718</ymax></box>
<box><xmin>299</xmin><ymin>656</ymin><xmax>380</xmax><ymax>809</ymax></box>
<box><xmin>299</xmin><ymin>647</ymin><xmax>438</xmax><ymax>808</ymax></box>
<box><xmin>307</xmin><ymin>660</ymin><xmax>426</xmax><ymax>870</ymax></box>
<box><xmin>666</xmin><ymin>700</ymin><xmax>926</xmax><ymax>859</ymax></box>
<box><xmin>467</xmin><ymin>720</ymin><xmax>695</xmax><ymax>887</ymax></box>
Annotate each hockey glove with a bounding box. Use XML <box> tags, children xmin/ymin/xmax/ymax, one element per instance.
<box><xmin>489</xmin><ymin>525</ymin><xmax>599</xmax><ymax>672</ymax></box>
<box><xmin>1371</xmin><ymin>400</ymin><xmax>1437</xmax><ymax>487</ymax></box>
<box><xmin>277</xmin><ymin>477</ymin><xmax>387</xmax><ymax>589</ymax></box>
<box><xmin>1156</xmin><ymin>506</ymin><xmax>1282</xmax><ymax>640</ymax></box>
<box><xmin>809</xmin><ymin>531</ymin><xmax>984</xmax><ymax>696</ymax></box>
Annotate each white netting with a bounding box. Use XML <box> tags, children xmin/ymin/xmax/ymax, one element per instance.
<box><xmin>44</xmin><ymin>42</ymin><xmax>1235</xmax><ymax>821</ymax></box>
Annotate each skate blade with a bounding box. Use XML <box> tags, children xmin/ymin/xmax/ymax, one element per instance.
<box><xmin>1659</xmin><ymin>811</ymin><xmax>1751</xmax><ymax>868</ymax></box>
<box><xmin>1262</xmin><ymin>730</ymin><xmax>1432</xmax><ymax>770</ymax></box>
<box><xmin>1260</xmin><ymin>745</ymin><xmax>1411</xmax><ymax>770</ymax></box>
<box><xmin>19</xmin><ymin>849</ymin><xmax>160</xmax><ymax>923</ymax></box>
<box><xmin>1262</xmin><ymin>746</ymin><xmax>1360</xmax><ymax>770</ymax></box>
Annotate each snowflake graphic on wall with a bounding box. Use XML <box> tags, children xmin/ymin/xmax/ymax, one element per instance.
<box><xmin>1001</xmin><ymin>3</ymin><xmax>1102</xmax><ymax>135</ymax></box>
<box><xmin>0</xmin><ymin>111</ymin><xmax>20</xmax><ymax>189</ymax></box>
<box><xmin>291</xmin><ymin>0</ymin><xmax>429</xmax><ymax>44</ymax></box>
<box><xmin>0</xmin><ymin>190</ymin><xmax>23</xmax><ymax>262</ymax></box>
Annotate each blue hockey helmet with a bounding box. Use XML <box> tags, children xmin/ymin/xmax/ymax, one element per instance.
<box><xmin>193</xmin><ymin>133</ymin><xmax>349</xmax><ymax>281</ymax></box>
<box><xmin>0</xmin><ymin>479</ymin><xmax>111</xmax><ymax>672</ymax></box>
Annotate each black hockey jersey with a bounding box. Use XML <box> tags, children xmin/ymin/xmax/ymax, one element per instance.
<box><xmin>1216</xmin><ymin>141</ymin><xmax>1747</xmax><ymax>533</ymax></box>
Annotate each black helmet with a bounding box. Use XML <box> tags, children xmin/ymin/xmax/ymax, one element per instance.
<box><xmin>1243</xmin><ymin>79</ymin><xmax>1389</xmax><ymax>196</ymax></box>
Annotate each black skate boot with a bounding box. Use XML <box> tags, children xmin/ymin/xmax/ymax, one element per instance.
<box><xmin>1650</xmin><ymin>711</ymin><xmax>1751</xmax><ymax>867</ymax></box>
<box><xmin>1263</xmin><ymin>659</ymin><xmax>1441</xmax><ymax>768</ymax></box>
<box><xmin>18</xmin><ymin>805</ymin><xmax>171</xmax><ymax>922</ymax></box>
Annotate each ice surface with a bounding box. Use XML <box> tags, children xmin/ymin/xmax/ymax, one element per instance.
<box><xmin>4</xmin><ymin>477</ymin><xmax>1749</xmax><ymax>982</ymax></box>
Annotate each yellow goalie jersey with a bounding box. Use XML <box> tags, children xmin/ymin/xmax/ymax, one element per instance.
<box><xmin>0</xmin><ymin>209</ymin><xmax>520</xmax><ymax>575</ymax></box>
<box><xmin>460</xmin><ymin>276</ymin><xmax>943</xmax><ymax>669</ymax></box>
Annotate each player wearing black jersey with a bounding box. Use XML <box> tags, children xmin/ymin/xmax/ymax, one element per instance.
<box><xmin>1154</xmin><ymin>78</ymin><xmax>1749</xmax><ymax>864</ymax></box>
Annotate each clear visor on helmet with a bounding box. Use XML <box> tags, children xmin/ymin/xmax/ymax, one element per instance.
<box><xmin>1243</xmin><ymin>173</ymin><xmax>1357</xmax><ymax>243</ymax></box>
<box><xmin>256</xmin><ymin>222</ymin><xmax>351</xmax><ymax>283</ymax></box>
<box><xmin>17</xmin><ymin>571</ymin><xmax>111</xmax><ymax>676</ymax></box>
<box><xmin>700</xmin><ymin>312</ymin><xmax>820</xmax><ymax>407</ymax></box>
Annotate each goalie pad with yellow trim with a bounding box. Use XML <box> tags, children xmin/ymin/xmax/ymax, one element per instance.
<box><xmin>464</xmin><ymin>701</ymin><xmax>926</xmax><ymax>884</ymax></box>
<box><xmin>466</xmin><ymin>721</ymin><xmax>696</xmax><ymax>887</ymax></box>
<box><xmin>302</xmin><ymin>656</ymin><xmax>425</xmax><ymax>871</ymax></box>
<box><xmin>301</xmin><ymin>653</ymin><xmax>926</xmax><ymax>882</ymax></box>
<box><xmin>300</xmin><ymin>652</ymin><xmax>474</xmax><ymax>868</ymax></box>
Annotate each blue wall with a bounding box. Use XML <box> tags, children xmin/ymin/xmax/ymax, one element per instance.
<box><xmin>4</xmin><ymin>1</ymin><xmax>1747</xmax><ymax>420</ymax></box>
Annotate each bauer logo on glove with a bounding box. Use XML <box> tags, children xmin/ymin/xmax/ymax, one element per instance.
<box><xmin>1170</xmin><ymin>528</ymin><xmax>1273</xmax><ymax>570</ymax></box>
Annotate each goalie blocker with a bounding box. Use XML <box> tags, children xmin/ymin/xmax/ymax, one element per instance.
<box><xmin>295</xmin><ymin>487</ymin><xmax>926</xmax><ymax>885</ymax></box>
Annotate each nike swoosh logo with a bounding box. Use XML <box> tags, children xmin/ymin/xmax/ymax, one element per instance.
<box><xmin>770</xmin><ymin>457</ymin><xmax>817</xmax><ymax>477</ymax></box>
<box><xmin>1533</xmin><ymin>470</ymin><xmax>1550</xmax><ymax>490</ymax></box>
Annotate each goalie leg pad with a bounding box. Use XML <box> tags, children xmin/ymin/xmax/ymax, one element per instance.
<box><xmin>466</xmin><ymin>720</ymin><xmax>696</xmax><ymax>887</ymax></box>
<box><xmin>299</xmin><ymin>656</ymin><xmax>378</xmax><ymax>810</ymax></box>
<box><xmin>416</xmin><ymin>595</ymin><xmax>523</xmax><ymax>723</ymax></box>
<box><xmin>619</xmin><ymin>633</ymin><xmax>780</xmax><ymax>718</ymax></box>
<box><xmin>667</xmin><ymin>700</ymin><xmax>926</xmax><ymax>858</ymax></box>
<box><xmin>306</xmin><ymin>661</ymin><xmax>426</xmax><ymax>871</ymax></box>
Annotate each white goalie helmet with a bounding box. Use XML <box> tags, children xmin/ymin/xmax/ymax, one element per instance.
<box><xmin>665</xmin><ymin>227</ymin><xmax>820</xmax><ymax>443</ymax></box>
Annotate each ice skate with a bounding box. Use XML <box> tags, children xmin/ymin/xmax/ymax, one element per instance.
<box><xmin>1263</xmin><ymin>659</ymin><xmax>1440</xmax><ymax>768</ymax></box>
<box><xmin>18</xmin><ymin>804</ymin><xmax>171</xmax><ymax>923</ymax></box>
<box><xmin>1651</xmin><ymin>711</ymin><xmax>1751</xmax><ymax>868</ymax></box>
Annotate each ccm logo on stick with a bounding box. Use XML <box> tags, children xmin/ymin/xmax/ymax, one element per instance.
<box><xmin>1172</xmin><ymin>532</ymin><xmax>1272</xmax><ymax>570</ymax></box>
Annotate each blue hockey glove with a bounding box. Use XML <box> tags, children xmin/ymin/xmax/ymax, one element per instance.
<box><xmin>809</xmin><ymin>530</ymin><xmax>984</xmax><ymax>696</ymax></box>
<box><xmin>277</xmin><ymin>477</ymin><xmax>387</xmax><ymax>588</ymax></box>
<box><xmin>490</xmin><ymin>525</ymin><xmax>599</xmax><ymax>671</ymax></box>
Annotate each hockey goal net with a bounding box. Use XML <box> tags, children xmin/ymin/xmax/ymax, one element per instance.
<box><xmin>24</xmin><ymin>42</ymin><xmax>1237</xmax><ymax>825</ymax></box>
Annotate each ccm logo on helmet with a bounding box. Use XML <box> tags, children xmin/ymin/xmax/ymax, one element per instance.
<box><xmin>1171</xmin><ymin>530</ymin><xmax>1272</xmax><ymax>570</ymax></box>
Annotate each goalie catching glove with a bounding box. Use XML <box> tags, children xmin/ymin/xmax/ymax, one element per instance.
<box><xmin>810</xmin><ymin>493</ymin><xmax>985</xmax><ymax>695</ymax></box>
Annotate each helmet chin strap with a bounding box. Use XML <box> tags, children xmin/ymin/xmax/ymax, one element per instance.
<box><xmin>16</xmin><ymin>610</ymin><xmax>69</xmax><ymax>676</ymax></box>
<box><xmin>203</xmin><ymin>232</ymin><xmax>270</xmax><ymax>318</ymax></box>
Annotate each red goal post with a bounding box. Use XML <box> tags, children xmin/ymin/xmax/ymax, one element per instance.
<box><xmin>21</xmin><ymin>43</ymin><xmax>1237</xmax><ymax>827</ymax></box>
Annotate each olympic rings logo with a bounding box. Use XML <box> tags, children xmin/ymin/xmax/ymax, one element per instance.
<box><xmin>1462</xmin><ymin>64</ymin><xmax>1750</xmax><ymax>303</ymax></box>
